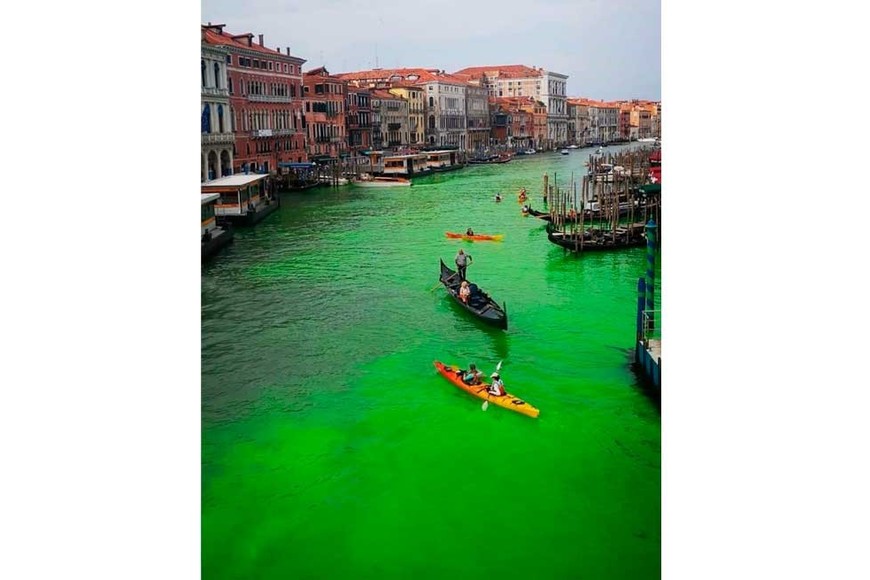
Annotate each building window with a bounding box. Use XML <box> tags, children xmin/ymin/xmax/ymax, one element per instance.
<box><xmin>201</xmin><ymin>60</ymin><xmax>206</xmax><ymax>87</ymax></box>
<box><xmin>226</xmin><ymin>55</ymin><xmax>231</xmax><ymax>64</ymax></box>
<box><xmin>269</xmin><ymin>62</ymin><xmax>273</xmax><ymax>70</ymax></box>
<box><xmin>218</xmin><ymin>104</ymin><xmax>224</xmax><ymax>133</ymax></box>
<box><xmin>214</xmin><ymin>63</ymin><xmax>220</xmax><ymax>89</ymax></box>
<box><xmin>201</xmin><ymin>103</ymin><xmax>211</xmax><ymax>133</ymax></box>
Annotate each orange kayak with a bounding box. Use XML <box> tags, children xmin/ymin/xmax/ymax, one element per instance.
<box><xmin>445</xmin><ymin>232</ymin><xmax>504</xmax><ymax>242</ymax></box>
<box><xmin>433</xmin><ymin>361</ymin><xmax>540</xmax><ymax>418</ymax></box>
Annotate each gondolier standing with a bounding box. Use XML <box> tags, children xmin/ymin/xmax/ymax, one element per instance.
<box><xmin>455</xmin><ymin>249</ymin><xmax>473</xmax><ymax>281</ymax></box>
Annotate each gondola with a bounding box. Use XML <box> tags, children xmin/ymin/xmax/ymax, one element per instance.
<box><xmin>438</xmin><ymin>259</ymin><xmax>508</xmax><ymax>330</ymax></box>
<box><xmin>527</xmin><ymin>204</ymin><xmax>636</xmax><ymax>223</ymax></box>
<box><xmin>545</xmin><ymin>222</ymin><xmax>647</xmax><ymax>253</ymax></box>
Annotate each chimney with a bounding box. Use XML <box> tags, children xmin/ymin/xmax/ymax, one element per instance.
<box><xmin>286</xmin><ymin>47</ymin><xmax>290</xmax><ymax>56</ymax></box>
<box><xmin>258</xmin><ymin>34</ymin><xmax>264</xmax><ymax>46</ymax></box>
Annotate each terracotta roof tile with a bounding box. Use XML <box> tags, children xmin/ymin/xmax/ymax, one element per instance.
<box><xmin>201</xmin><ymin>25</ymin><xmax>300</xmax><ymax>59</ymax></box>
<box><xmin>454</xmin><ymin>65</ymin><xmax>543</xmax><ymax>79</ymax></box>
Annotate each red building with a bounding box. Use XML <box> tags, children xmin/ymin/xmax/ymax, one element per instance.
<box><xmin>201</xmin><ymin>24</ymin><xmax>307</xmax><ymax>175</ymax></box>
<box><xmin>303</xmin><ymin>67</ymin><xmax>348</xmax><ymax>164</ymax></box>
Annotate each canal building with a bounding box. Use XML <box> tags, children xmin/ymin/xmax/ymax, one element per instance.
<box><xmin>567</xmin><ymin>99</ymin><xmax>591</xmax><ymax>146</ymax></box>
<box><xmin>303</xmin><ymin>66</ymin><xmax>348</xmax><ymax>168</ymax></box>
<box><xmin>345</xmin><ymin>86</ymin><xmax>372</xmax><ymax>172</ymax></box>
<box><xmin>201</xmin><ymin>193</ymin><xmax>234</xmax><ymax>261</ymax></box>
<box><xmin>453</xmin><ymin>65</ymin><xmax>568</xmax><ymax>149</ymax></box>
<box><xmin>388</xmin><ymin>85</ymin><xmax>425</xmax><ymax>146</ymax></box>
<box><xmin>370</xmin><ymin>89</ymin><xmax>409</xmax><ymax>150</ymax></box>
<box><xmin>201</xmin><ymin>40</ymin><xmax>234</xmax><ymax>182</ymax></box>
<box><xmin>453</xmin><ymin>74</ymin><xmax>491</xmax><ymax>153</ymax></box>
<box><xmin>201</xmin><ymin>173</ymin><xmax>278</xmax><ymax>226</ymax></box>
<box><xmin>336</xmin><ymin>68</ymin><xmax>470</xmax><ymax>150</ymax></box>
<box><xmin>202</xmin><ymin>24</ymin><xmax>308</xmax><ymax>176</ymax></box>
<box><xmin>618</xmin><ymin>103</ymin><xmax>633</xmax><ymax>141</ymax></box>
<box><xmin>489</xmin><ymin>97</ymin><xmax>540</xmax><ymax>151</ymax></box>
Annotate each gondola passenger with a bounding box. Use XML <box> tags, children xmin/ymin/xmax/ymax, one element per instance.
<box><xmin>459</xmin><ymin>280</ymin><xmax>471</xmax><ymax>303</ymax></box>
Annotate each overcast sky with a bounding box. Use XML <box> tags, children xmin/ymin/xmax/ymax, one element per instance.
<box><xmin>201</xmin><ymin>0</ymin><xmax>660</xmax><ymax>101</ymax></box>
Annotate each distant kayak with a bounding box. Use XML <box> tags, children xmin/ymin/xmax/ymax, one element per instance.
<box><xmin>433</xmin><ymin>361</ymin><xmax>540</xmax><ymax>418</ymax></box>
<box><xmin>445</xmin><ymin>232</ymin><xmax>504</xmax><ymax>242</ymax></box>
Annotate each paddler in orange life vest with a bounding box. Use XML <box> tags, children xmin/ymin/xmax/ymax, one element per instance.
<box><xmin>488</xmin><ymin>373</ymin><xmax>506</xmax><ymax>396</ymax></box>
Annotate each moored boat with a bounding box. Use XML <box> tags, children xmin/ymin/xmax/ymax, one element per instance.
<box><xmin>433</xmin><ymin>361</ymin><xmax>539</xmax><ymax>418</ymax></box>
<box><xmin>445</xmin><ymin>232</ymin><xmax>504</xmax><ymax>242</ymax></box>
<box><xmin>354</xmin><ymin>176</ymin><xmax>412</xmax><ymax>187</ymax></box>
<box><xmin>439</xmin><ymin>259</ymin><xmax>507</xmax><ymax>330</ymax></box>
<box><xmin>546</xmin><ymin>222</ymin><xmax>647</xmax><ymax>253</ymax></box>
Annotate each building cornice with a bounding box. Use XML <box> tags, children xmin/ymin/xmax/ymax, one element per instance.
<box><xmin>209</xmin><ymin>41</ymin><xmax>306</xmax><ymax>66</ymax></box>
<box><xmin>201</xmin><ymin>44</ymin><xmax>228</xmax><ymax>59</ymax></box>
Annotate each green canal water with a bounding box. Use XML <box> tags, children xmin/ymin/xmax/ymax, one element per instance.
<box><xmin>201</xmin><ymin>147</ymin><xmax>661</xmax><ymax>579</ymax></box>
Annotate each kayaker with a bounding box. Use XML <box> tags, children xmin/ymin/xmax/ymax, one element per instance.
<box><xmin>459</xmin><ymin>280</ymin><xmax>471</xmax><ymax>303</ymax></box>
<box><xmin>463</xmin><ymin>363</ymin><xmax>482</xmax><ymax>385</ymax></box>
<box><xmin>466</xmin><ymin>227</ymin><xmax>474</xmax><ymax>236</ymax></box>
<box><xmin>495</xmin><ymin>193</ymin><xmax>502</xmax><ymax>202</ymax></box>
<box><xmin>455</xmin><ymin>249</ymin><xmax>472</xmax><ymax>281</ymax></box>
<box><xmin>488</xmin><ymin>373</ymin><xmax>506</xmax><ymax>396</ymax></box>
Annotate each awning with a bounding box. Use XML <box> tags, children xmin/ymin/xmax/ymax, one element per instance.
<box><xmin>638</xmin><ymin>183</ymin><xmax>661</xmax><ymax>195</ymax></box>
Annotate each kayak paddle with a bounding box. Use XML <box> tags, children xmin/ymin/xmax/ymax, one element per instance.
<box><xmin>481</xmin><ymin>360</ymin><xmax>502</xmax><ymax>411</ymax></box>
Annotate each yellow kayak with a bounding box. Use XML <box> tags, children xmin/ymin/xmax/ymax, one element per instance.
<box><xmin>433</xmin><ymin>361</ymin><xmax>540</xmax><ymax>418</ymax></box>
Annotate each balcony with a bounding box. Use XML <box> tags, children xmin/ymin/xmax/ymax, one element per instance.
<box><xmin>202</xmin><ymin>86</ymin><xmax>229</xmax><ymax>98</ymax></box>
<box><xmin>387</xmin><ymin>123</ymin><xmax>401</xmax><ymax>131</ymax></box>
<box><xmin>250</xmin><ymin>128</ymin><xmax>296</xmax><ymax>138</ymax></box>
<box><xmin>247</xmin><ymin>93</ymin><xmax>295</xmax><ymax>103</ymax></box>
<box><xmin>201</xmin><ymin>132</ymin><xmax>235</xmax><ymax>146</ymax></box>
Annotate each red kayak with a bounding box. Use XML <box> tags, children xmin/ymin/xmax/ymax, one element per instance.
<box><xmin>445</xmin><ymin>232</ymin><xmax>504</xmax><ymax>242</ymax></box>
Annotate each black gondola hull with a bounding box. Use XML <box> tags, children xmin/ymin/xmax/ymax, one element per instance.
<box><xmin>438</xmin><ymin>260</ymin><xmax>508</xmax><ymax>330</ymax></box>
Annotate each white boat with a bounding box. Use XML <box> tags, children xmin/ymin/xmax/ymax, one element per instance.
<box><xmin>567</xmin><ymin>144</ymin><xmax>579</xmax><ymax>149</ymax></box>
<box><xmin>560</xmin><ymin>149</ymin><xmax>570</xmax><ymax>155</ymax></box>
<box><xmin>525</xmin><ymin>148</ymin><xmax>537</xmax><ymax>155</ymax></box>
<box><xmin>318</xmin><ymin>175</ymin><xmax>349</xmax><ymax>186</ymax></box>
<box><xmin>637</xmin><ymin>137</ymin><xmax>657</xmax><ymax>143</ymax></box>
<box><xmin>353</xmin><ymin>176</ymin><xmax>412</xmax><ymax>188</ymax></box>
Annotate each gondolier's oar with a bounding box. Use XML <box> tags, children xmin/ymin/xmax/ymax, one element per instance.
<box><xmin>430</xmin><ymin>273</ymin><xmax>457</xmax><ymax>291</ymax></box>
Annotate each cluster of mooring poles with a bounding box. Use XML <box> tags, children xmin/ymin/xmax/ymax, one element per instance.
<box><xmin>540</xmin><ymin>147</ymin><xmax>660</xmax><ymax>254</ymax></box>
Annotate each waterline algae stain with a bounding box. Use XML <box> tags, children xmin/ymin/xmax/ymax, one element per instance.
<box><xmin>202</xmin><ymin>148</ymin><xmax>661</xmax><ymax>578</ymax></box>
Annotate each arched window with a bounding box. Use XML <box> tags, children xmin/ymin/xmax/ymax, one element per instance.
<box><xmin>218</xmin><ymin>105</ymin><xmax>224</xmax><ymax>133</ymax></box>
<box><xmin>429</xmin><ymin>96</ymin><xmax>434</xmax><ymax>107</ymax></box>
<box><xmin>201</xmin><ymin>60</ymin><xmax>206</xmax><ymax>87</ymax></box>
<box><xmin>428</xmin><ymin>115</ymin><xmax>435</xmax><ymax>130</ymax></box>
<box><xmin>214</xmin><ymin>63</ymin><xmax>220</xmax><ymax>89</ymax></box>
<box><xmin>201</xmin><ymin>103</ymin><xmax>211</xmax><ymax>134</ymax></box>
